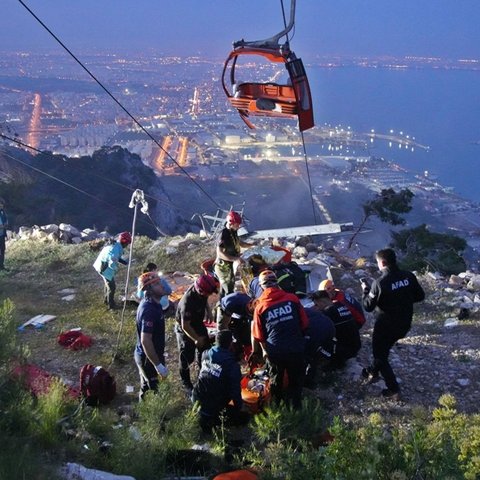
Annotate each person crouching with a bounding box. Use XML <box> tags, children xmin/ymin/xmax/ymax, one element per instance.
<box><xmin>192</xmin><ymin>330</ymin><xmax>248</xmax><ymax>433</ymax></box>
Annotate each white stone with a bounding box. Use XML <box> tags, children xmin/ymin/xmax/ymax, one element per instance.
<box><xmin>448</xmin><ymin>275</ymin><xmax>464</xmax><ymax>286</ymax></box>
<box><xmin>444</xmin><ymin>318</ymin><xmax>459</xmax><ymax>328</ymax></box>
<box><xmin>18</xmin><ymin>226</ymin><xmax>32</xmax><ymax>237</ymax></box>
<box><xmin>62</xmin><ymin>462</ymin><xmax>135</xmax><ymax>480</ymax></box>
<box><xmin>59</xmin><ymin>223</ymin><xmax>81</xmax><ymax>236</ymax></box>
<box><xmin>427</xmin><ymin>271</ymin><xmax>443</xmax><ymax>280</ymax></box>
<box><xmin>58</xmin><ymin>288</ymin><xmax>76</xmax><ymax>294</ymax></box>
<box><xmin>467</xmin><ymin>275</ymin><xmax>480</xmax><ymax>290</ymax></box>
<box><xmin>61</xmin><ymin>294</ymin><xmax>76</xmax><ymax>301</ymax></box>
<box><xmin>40</xmin><ymin>224</ymin><xmax>59</xmax><ymax>234</ymax></box>
<box><xmin>457</xmin><ymin>378</ymin><xmax>470</xmax><ymax>387</ymax></box>
<box><xmin>47</xmin><ymin>232</ymin><xmax>59</xmax><ymax>242</ymax></box>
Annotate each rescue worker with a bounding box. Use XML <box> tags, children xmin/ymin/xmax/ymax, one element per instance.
<box><xmin>214</xmin><ymin>211</ymin><xmax>253</xmax><ymax>299</ymax></box>
<box><xmin>252</xmin><ymin>270</ymin><xmax>308</xmax><ymax>409</ymax></box>
<box><xmin>134</xmin><ymin>272</ymin><xmax>168</xmax><ymax>400</ymax></box>
<box><xmin>218</xmin><ymin>291</ymin><xmax>256</xmax><ymax>358</ymax></box>
<box><xmin>175</xmin><ymin>273</ymin><xmax>219</xmax><ymax>395</ymax></box>
<box><xmin>310</xmin><ymin>290</ymin><xmax>361</xmax><ymax>369</ymax></box>
<box><xmin>93</xmin><ymin>231</ymin><xmax>131</xmax><ymax>309</ymax></box>
<box><xmin>0</xmin><ymin>198</ymin><xmax>8</xmax><ymax>270</ymax></box>
<box><xmin>361</xmin><ymin>248</ymin><xmax>425</xmax><ymax>399</ymax></box>
<box><xmin>136</xmin><ymin>262</ymin><xmax>172</xmax><ymax>311</ymax></box>
<box><xmin>192</xmin><ymin>330</ymin><xmax>247</xmax><ymax>432</ymax></box>
<box><xmin>319</xmin><ymin>279</ymin><xmax>366</xmax><ymax>328</ymax></box>
<box><xmin>303</xmin><ymin>306</ymin><xmax>336</xmax><ymax>388</ymax></box>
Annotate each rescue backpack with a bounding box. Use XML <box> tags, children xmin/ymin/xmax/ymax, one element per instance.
<box><xmin>80</xmin><ymin>364</ymin><xmax>116</xmax><ymax>406</ymax></box>
<box><xmin>270</xmin><ymin>261</ymin><xmax>308</xmax><ymax>297</ymax></box>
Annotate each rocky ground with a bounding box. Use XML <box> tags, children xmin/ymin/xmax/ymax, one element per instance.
<box><xmin>308</xmin><ymin>271</ymin><xmax>480</xmax><ymax>425</ymax></box>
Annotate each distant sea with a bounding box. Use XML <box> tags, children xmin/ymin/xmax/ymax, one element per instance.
<box><xmin>308</xmin><ymin>66</ymin><xmax>480</xmax><ymax>203</ymax></box>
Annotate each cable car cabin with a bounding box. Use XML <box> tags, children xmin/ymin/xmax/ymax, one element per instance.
<box><xmin>222</xmin><ymin>47</ymin><xmax>314</xmax><ymax>132</ymax></box>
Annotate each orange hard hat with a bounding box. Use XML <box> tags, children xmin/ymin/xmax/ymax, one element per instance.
<box><xmin>138</xmin><ymin>272</ymin><xmax>161</xmax><ymax>291</ymax></box>
<box><xmin>319</xmin><ymin>279</ymin><xmax>334</xmax><ymax>291</ymax></box>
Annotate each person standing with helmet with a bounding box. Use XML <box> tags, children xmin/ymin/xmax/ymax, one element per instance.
<box><xmin>0</xmin><ymin>198</ymin><xmax>9</xmax><ymax>270</ymax></box>
<box><xmin>93</xmin><ymin>231</ymin><xmax>131</xmax><ymax>310</ymax></box>
<box><xmin>134</xmin><ymin>272</ymin><xmax>169</xmax><ymax>400</ymax></box>
<box><xmin>361</xmin><ymin>248</ymin><xmax>425</xmax><ymax>400</ymax></box>
<box><xmin>135</xmin><ymin>262</ymin><xmax>172</xmax><ymax>312</ymax></box>
<box><xmin>252</xmin><ymin>270</ymin><xmax>309</xmax><ymax>409</ymax></box>
<box><xmin>175</xmin><ymin>273</ymin><xmax>219</xmax><ymax>395</ymax></box>
<box><xmin>214</xmin><ymin>211</ymin><xmax>253</xmax><ymax>299</ymax></box>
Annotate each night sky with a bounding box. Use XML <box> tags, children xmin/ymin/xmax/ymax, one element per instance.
<box><xmin>2</xmin><ymin>0</ymin><xmax>480</xmax><ymax>59</ymax></box>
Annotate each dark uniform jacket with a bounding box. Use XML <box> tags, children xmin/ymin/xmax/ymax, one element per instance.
<box><xmin>323</xmin><ymin>303</ymin><xmax>361</xmax><ymax>360</ymax></box>
<box><xmin>363</xmin><ymin>265</ymin><xmax>425</xmax><ymax>328</ymax></box>
<box><xmin>193</xmin><ymin>346</ymin><xmax>242</xmax><ymax>416</ymax></box>
<box><xmin>304</xmin><ymin>307</ymin><xmax>336</xmax><ymax>359</ymax></box>
<box><xmin>135</xmin><ymin>297</ymin><xmax>165</xmax><ymax>359</ymax></box>
<box><xmin>252</xmin><ymin>287</ymin><xmax>308</xmax><ymax>356</ymax></box>
<box><xmin>175</xmin><ymin>285</ymin><xmax>208</xmax><ymax>336</ymax></box>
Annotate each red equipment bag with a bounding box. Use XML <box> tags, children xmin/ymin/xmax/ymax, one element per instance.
<box><xmin>80</xmin><ymin>364</ymin><xmax>116</xmax><ymax>406</ymax></box>
<box><xmin>58</xmin><ymin>330</ymin><xmax>93</xmax><ymax>350</ymax></box>
<box><xmin>213</xmin><ymin>470</ymin><xmax>259</xmax><ymax>480</ymax></box>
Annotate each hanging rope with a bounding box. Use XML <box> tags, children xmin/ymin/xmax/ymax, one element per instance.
<box><xmin>300</xmin><ymin>130</ymin><xmax>318</xmax><ymax>224</ymax></box>
<box><xmin>109</xmin><ymin>189</ymin><xmax>148</xmax><ymax>367</ymax></box>
<box><xmin>17</xmin><ymin>0</ymin><xmax>222</xmax><ymax>211</ymax></box>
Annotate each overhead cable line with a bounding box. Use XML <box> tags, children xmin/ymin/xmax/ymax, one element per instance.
<box><xmin>0</xmin><ymin>132</ymin><xmax>190</xmax><ymax>216</ymax></box>
<box><xmin>300</xmin><ymin>130</ymin><xmax>318</xmax><ymax>224</ymax></box>
<box><xmin>17</xmin><ymin>0</ymin><xmax>222</xmax><ymax>210</ymax></box>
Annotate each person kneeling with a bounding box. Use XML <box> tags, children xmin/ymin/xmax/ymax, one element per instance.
<box><xmin>192</xmin><ymin>330</ymin><xmax>249</xmax><ymax>433</ymax></box>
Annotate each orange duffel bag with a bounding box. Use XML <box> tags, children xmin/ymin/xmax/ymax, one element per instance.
<box><xmin>240</xmin><ymin>367</ymin><xmax>271</xmax><ymax>414</ymax></box>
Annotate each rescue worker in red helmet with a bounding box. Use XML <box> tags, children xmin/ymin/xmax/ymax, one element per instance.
<box><xmin>93</xmin><ymin>231</ymin><xmax>131</xmax><ymax>310</ymax></box>
<box><xmin>214</xmin><ymin>211</ymin><xmax>253</xmax><ymax>299</ymax></box>
<box><xmin>175</xmin><ymin>273</ymin><xmax>219</xmax><ymax>395</ymax></box>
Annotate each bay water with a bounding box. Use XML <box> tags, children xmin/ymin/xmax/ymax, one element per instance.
<box><xmin>308</xmin><ymin>66</ymin><xmax>480</xmax><ymax>203</ymax></box>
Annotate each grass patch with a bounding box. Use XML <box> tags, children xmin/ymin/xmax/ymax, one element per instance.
<box><xmin>1</xmin><ymin>236</ymin><xmax>480</xmax><ymax>478</ymax></box>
